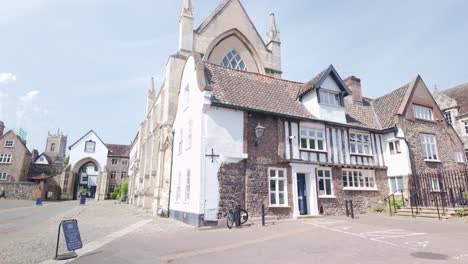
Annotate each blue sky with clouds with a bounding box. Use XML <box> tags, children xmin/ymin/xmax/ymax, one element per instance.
<box><xmin>1</xmin><ymin>0</ymin><xmax>467</xmax><ymax>152</ymax></box>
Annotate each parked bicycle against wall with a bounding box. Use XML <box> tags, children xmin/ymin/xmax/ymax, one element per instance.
<box><xmin>225</xmin><ymin>202</ymin><xmax>248</xmax><ymax>229</ymax></box>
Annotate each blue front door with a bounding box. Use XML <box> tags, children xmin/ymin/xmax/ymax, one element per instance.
<box><xmin>297</xmin><ymin>174</ymin><xmax>308</xmax><ymax>215</ymax></box>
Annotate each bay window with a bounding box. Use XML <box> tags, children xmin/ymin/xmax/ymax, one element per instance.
<box><xmin>342</xmin><ymin>169</ymin><xmax>376</xmax><ymax>190</ymax></box>
<box><xmin>349</xmin><ymin>132</ymin><xmax>371</xmax><ymax>155</ymax></box>
<box><xmin>300</xmin><ymin>127</ymin><xmax>325</xmax><ymax>151</ymax></box>
<box><xmin>269</xmin><ymin>168</ymin><xmax>287</xmax><ymax>206</ymax></box>
<box><xmin>420</xmin><ymin>134</ymin><xmax>438</xmax><ymax>161</ymax></box>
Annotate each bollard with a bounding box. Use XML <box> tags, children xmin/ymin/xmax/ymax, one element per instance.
<box><xmin>262</xmin><ymin>204</ymin><xmax>265</xmax><ymax>226</ymax></box>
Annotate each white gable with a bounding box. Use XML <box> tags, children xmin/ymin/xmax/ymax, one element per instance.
<box><xmin>69</xmin><ymin>131</ymin><xmax>108</xmax><ymax>172</ymax></box>
<box><xmin>34</xmin><ymin>154</ymin><xmax>50</xmax><ymax>165</ymax></box>
<box><xmin>321</xmin><ymin>75</ymin><xmax>341</xmax><ymax>92</ymax></box>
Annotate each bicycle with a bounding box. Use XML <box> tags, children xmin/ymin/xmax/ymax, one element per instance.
<box><xmin>225</xmin><ymin>203</ymin><xmax>248</xmax><ymax>229</ymax></box>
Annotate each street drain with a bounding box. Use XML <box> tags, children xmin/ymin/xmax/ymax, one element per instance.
<box><xmin>411</xmin><ymin>252</ymin><xmax>448</xmax><ymax>260</ymax></box>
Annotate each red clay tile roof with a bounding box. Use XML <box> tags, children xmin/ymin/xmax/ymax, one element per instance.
<box><xmin>345</xmin><ymin>98</ymin><xmax>380</xmax><ymax>129</ymax></box>
<box><xmin>106</xmin><ymin>144</ymin><xmax>130</xmax><ymax>157</ymax></box>
<box><xmin>441</xmin><ymin>83</ymin><xmax>468</xmax><ymax>115</ymax></box>
<box><xmin>297</xmin><ymin>70</ymin><xmax>327</xmax><ymax>98</ymax></box>
<box><xmin>203</xmin><ymin>62</ymin><xmax>315</xmax><ymax>119</ymax></box>
<box><xmin>372</xmin><ymin>83</ymin><xmax>410</xmax><ymax>129</ymax></box>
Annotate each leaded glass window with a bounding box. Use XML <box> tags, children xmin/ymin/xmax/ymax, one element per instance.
<box><xmin>221</xmin><ymin>50</ymin><xmax>247</xmax><ymax>71</ymax></box>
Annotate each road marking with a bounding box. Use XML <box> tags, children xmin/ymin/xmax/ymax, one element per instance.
<box><xmin>405</xmin><ymin>241</ymin><xmax>429</xmax><ymax>248</ymax></box>
<box><xmin>304</xmin><ymin>221</ymin><xmax>425</xmax><ymax>250</ymax></box>
<box><xmin>39</xmin><ymin>219</ymin><xmax>152</xmax><ymax>264</ymax></box>
<box><xmin>160</xmin><ymin>227</ymin><xmax>313</xmax><ymax>262</ymax></box>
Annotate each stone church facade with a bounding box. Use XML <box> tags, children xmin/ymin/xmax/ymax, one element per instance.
<box><xmin>129</xmin><ymin>0</ymin><xmax>282</xmax><ymax>215</ymax></box>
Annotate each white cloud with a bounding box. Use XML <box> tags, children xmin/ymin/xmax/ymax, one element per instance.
<box><xmin>0</xmin><ymin>73</ymin><xmax>17</xmax><ymax>84</ymax></box>
<box><xmin>19</xmin><ymin>90</ymin><xmax>40</xmax><ymax>104</ymax></box>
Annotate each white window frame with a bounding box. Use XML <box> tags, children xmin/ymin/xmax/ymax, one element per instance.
<box><xmin>110</xmin><ymin>171</ymin><xmax>117</xmax><ymax>179</ymax></box>
<box><xmin>318</xmin><ymin>168</ymin><xmax>334</xmax><ymax>197</ymax></box>
<box><xmin>443</xmin><ymin>111</ymin><xmax>452</xmax><ymax>125</ymax></box>
<box><xmin>430</xmin><ymin>178</ymin><xmax>442</xmax><ymax>192</ymax></box>
<box><xmin>4</xmin><ymin>140</ymin><xmax>14</xmax><ymax>148</ymax></box>
<box><xmin>388</xmin><ymin>140</ymin><xmax>401</xmax><ymax>155</ymax></box>
<box><xmin>300</xmin><ymin>127</ymin><xmax>326</xmax><ymax>151</ymax></box>
<box><xmin>175</xmin><ymin>171</ymin><xmax>182</xmax><ymax>202</ymax></box>
<box><xmin>183</xmin><ymin>85</ymin><xmax>189</xmax><ymax>110</ymax></box>
<box><xmin>122</xmin><ymin>160</ymin><xmax>128</xmax><ymax>166</ymax></box>
<box><xmin>111</xmin><ymin>159</ymin><xmax>118</xmax><ymax>165</ymax></box>
<box><xmin>464</xmin><ymin>121</ymin><xmax>468</xmax><ymax>134</ymax></box>
<box><xmin>465</xmin><ymin>151</ymin><xmax>468</xmax><ymax>163</ymax></box>
<box><xmin>342</xmin><ymin>169</ymin><xmax>377</xmax><ymax>190</ymax></box>
<box><xmin>455</xmin><ymin>152</ymin><xmax>464</xmax><ymax>163</ymax></box>
<box><xmin>389</xmin><ymin>176</ymin><xmax>404</xmax><ymax>193</ymax></box>
<box><xmin>178</xmin><ymin>128</ymin><xmax>183</xmax><ymax>155</ymax></box>
<box><xmin>420</xmin><ymin>134</ymin><xmax>439</xmax><ymax>161</ymax></box>
<box><xmin>186</xmin><ymin>119</ymin><xmax>192</xmax><ymax>149</ymax></box>
<box><xmin>413</xmin><ymin>105</ymin><xmax>433</xmax><ymax>121</ymax></box>
<box><xmin>84</xmin><ymin>141</ymin><xmax>96</xmax><ymax>153</ymax></box>
<box><xmin>349</xmin><ymin>132</ymin><xmax>371</xmax><ymax>155</ymax></box>
<box><xmin>268</xmin><ymin>168</ymin><xmax>288</xmax><ymax>207</ymax></box>
<box><xmin>121</xmin><ymin>171</ymin><xmax>127</xmax><ymax>179</ymax></box>
<box><xmin>221</xmin><ymin>49</ymin><xmax>248</xmax><ymax>71</ymax></box>
<box><xmin>184</xmin><ymin>170</ymin><xmax>191</xmax><ymax>203</ymax></box>
<box><xmin>0</xmin><ymin>154</ymin><xmax>12</xmax><ymax>163</ymax></box>
<box><xmin>0</xmin><ymin>172</ymin><xmax>7</xmax><ymax>181</ymax></box>
<box><xmin>319</xmin><ymin>89</ymin><xmax>342</xmax><ymax>107</ymax></box>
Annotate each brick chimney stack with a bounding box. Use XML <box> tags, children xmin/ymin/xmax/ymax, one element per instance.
<box><xmin>344</xmin><ymin>76</ymin><xmax>363</xmax><ymax>105</ymax></box>
<box><xmin>0</xmin><ymin>121</ymin><xmax>4</xmax><ymax>136</ymax></box>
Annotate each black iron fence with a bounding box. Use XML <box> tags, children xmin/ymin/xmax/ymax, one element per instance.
<box><xmin>409</xmin><ymin>169</ymin><xmax>468</xmax><ymax>209</ymax></box>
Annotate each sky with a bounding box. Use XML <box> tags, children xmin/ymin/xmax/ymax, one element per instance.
<box><xmin>1</xmin><ymin>0</ymin><xmax>467</xmax><ymax>152</ymax></box>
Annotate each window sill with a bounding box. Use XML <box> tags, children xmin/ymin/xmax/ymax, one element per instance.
<box><xmin>299</xmin><ymin>148</ymin><xmax>327</xmax><ymax>153</ymax></box>
<box><xmin>269</xmin><ymin>205</ymin><xmax>290</xmax><ymax>208</ymax></box>
<box><xmin>319</xmin><ymin>195</ymin><xmax>336</xmax><ymax>199</ymax></box>
<box><xmin>424</xmin><ymin>159</ymin><xmax>441</xmax><ymax>163</ymax></box>
<box><xmin>350</xmin><ymin>153</ymin><xmax>373</xmax><ymax>157</ymax></box>
<box><xmin>343</xmin><ymin>187</ymin><xmax>379</xmax><ymax>191</ymax></box>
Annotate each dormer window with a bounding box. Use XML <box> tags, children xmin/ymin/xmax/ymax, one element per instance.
<box><xmin>413</xmin><ymin>105</ymin><xmax>433</xmax><ymax>121</ymax></box>
<box><xmin>319</xmin><ymin>89</ymin><xmax>342</xmax><ymax>107</ymax></box>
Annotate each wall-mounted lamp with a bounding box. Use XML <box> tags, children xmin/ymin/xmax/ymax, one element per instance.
<box><xmin>255</xmin><ymin>123</ymin><xmax>266</xmax><ymax>146</ymax></box>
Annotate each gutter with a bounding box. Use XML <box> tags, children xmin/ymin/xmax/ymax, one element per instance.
<box><xmin>211</xmin><ymin>102</ymin><xmax>396</xmax><ymax>134</ymax></box>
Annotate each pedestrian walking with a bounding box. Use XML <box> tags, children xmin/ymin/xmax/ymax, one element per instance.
<box><xmin>0</xmin><ymin>187</ymin><xmax>6</xmax><ymax>199</ymax></box>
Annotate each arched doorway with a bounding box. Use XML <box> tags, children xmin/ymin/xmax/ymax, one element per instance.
<box><xmin>73</xmin><ymin>161</ymin><xmax>100</xmax><ymax>200</ymax></box>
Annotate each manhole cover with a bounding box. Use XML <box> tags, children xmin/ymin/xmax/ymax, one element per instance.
<box><xmin>411</xmin><ymin>252</ymin><xmax>448</xmax><ymax>260</ymax></box>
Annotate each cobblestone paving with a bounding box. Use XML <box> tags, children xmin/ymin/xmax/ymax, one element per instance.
<box><xmin>0</xmin><ymin>200</ymin><xmax>187</xmax><ymax>264</ymax></box>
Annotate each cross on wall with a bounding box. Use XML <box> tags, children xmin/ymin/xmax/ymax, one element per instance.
<box><xmin>205</xmin><ymin>148</ymin><xmax>220</xmax><ymax>163</ymax></box>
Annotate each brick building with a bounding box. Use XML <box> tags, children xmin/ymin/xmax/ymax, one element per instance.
<box><xmin>106</xmin><ymin>144</ymin><xmax>130</xmax><ymax>193</ymax></box>
<box><xmin>0</xmin><ymin>122</ymin><xmax>32</xmax><ymax>182</ymax></box>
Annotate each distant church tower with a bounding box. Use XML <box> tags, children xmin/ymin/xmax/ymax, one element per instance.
<box><xmin>45</xmin><ymin>130</ymin><xmax>67</xmax><ymax>163</ymax></box>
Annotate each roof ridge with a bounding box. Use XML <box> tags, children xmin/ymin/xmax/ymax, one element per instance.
<box><xmin>202</xmin><ymin>62</ymin><xmax>303</xmax><ymax>85</ymax></box>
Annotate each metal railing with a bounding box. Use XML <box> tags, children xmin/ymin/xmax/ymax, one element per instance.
<box><xmin>384</xmin><ymin>189</ymin><xmax>404</xmax><ymax>216</ymax></box>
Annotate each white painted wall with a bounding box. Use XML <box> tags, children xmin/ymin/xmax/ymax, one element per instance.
<box><xmin>69</xmin><ymin>131</ymin><xmax>108</xmax><ymax>172</ymax></box>
<box><xmin>34</xmin><ymin>154</ymin><xmax>49</xmax><ymax>165</ymax></box>
<box><xmin>382</xmin><ymin>133</ymin><xmax>412</xmax><ymax>177</ymax></box>
<box><xmin>170</xmin><ymin>56</ymin><xmax>247</xmax><ymax>221</ymax></box>
<box><xmin>301</xmin><ymin>76</ymin><xmax>347</xmax><ymax>124</ymax></box>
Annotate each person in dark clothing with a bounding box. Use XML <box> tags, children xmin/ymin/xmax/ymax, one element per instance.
<box><xmin>0</xmin><ymin>187</ymin><xmax>6</xmax><ymax>199</ymax></box>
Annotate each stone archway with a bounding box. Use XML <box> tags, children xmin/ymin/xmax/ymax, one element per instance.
<box><xmin>71</xmin><ymin>158</ymin><xmax>103</xmax><ymax>200</ymax></box>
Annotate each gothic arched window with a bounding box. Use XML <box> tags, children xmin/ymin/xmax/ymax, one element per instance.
<box><xmin>50</xmin><ymin>143</ymin><xmax>56</xmax><ymax>152</ymax></box>
<box><xmin>221</xmin><ymin>50</ymin><xmax>247</xmax><ymax>71</ymax></box>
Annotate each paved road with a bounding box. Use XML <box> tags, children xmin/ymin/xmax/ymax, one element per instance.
<box><xmin>69</xmin><ymin>215</ymin><xmax>468</xmax><ymax>264</ymax></box>
<box><xmin>0</xmin><ymin>199</ymin><xmax>170</xmax><ymax>264</ymax></box>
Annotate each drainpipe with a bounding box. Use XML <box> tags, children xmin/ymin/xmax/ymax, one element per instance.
<box><xmin>166</xmin><ymin>130</ymin><xmax>175</xmax><ymax>218</ymax></box>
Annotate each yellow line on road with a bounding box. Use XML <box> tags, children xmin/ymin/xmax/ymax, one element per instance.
<box><xmin>160</xmin><ymin>227</ymin><xmax>313</xmax><ymax>262</ymax></box>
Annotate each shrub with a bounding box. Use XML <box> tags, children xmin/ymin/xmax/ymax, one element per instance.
<box><xmin>390</xmin><ymin>197</ymin><xmax>404</xmax><ymax>210</ymax></box>
<box><xmin>111</xmin><ymin>187</ymin><xmax>120</xmax><ymax>200</ymax></box>
<box><xmin>373</xmin><ymin>206</ymin><xmax>385</xmax><ymax>213</ymax></box>
<box><xmin>120</xmin><ymin>181</ymin><xmax>129</xmax><ymax>201</ymax></box>
<box><xmin>455</xmin><ymin>209</ymin><xmax>468</xmax><ymax>217</ymax></box>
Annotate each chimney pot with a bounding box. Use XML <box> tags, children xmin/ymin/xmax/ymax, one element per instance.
<box><xmin>0</xmin><ymin>121</ymin><xmax>4</xmax><ymax>136</ymax></box>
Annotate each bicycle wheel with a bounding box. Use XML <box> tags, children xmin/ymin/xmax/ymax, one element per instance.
<box><xmin>239</xmin><ymin>209</ymin><xmax>248</xmax><ymax>224</ymax></box>
<box><xmin>226</xmin><ymin>211</ymin><xmax>234</xmax><ymax>229</ymax></box>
